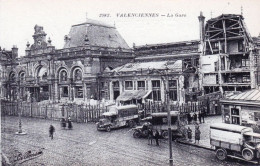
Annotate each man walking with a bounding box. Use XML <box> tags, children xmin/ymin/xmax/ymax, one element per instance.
<box><xmin>49</xmin><ymin>124</ymin><xmax>55</xmax><ymax>140</ymax></box>
<box><xmin>187</xmin><ymin>127</ymin><xmax>192</xmax><ymax>142</ymax></box>
<box><xmin>154</xmin><ymin>130</ymin><xmax>160</xmax><ymax>146</ymax></box>
<box><xmin>195</xmin><ymin>126</ymin><xmax>201</xmax><ymax>144</ymax></box>
<box><xmin>198</xmin><ymin>111</ymin><xmax>202</xmax><ymax>124</ymax></box>
<box><xmin>148</xmin><ymin>128</ymin><xmax>153</xmax><ymax>145</ymax></box>
<box><xmin>201</xmin><ymin>107</ymin><xmax>206</xmax><ymax>123</ymax></box>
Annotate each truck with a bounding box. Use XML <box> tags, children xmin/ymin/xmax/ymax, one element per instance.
<box><xmin>96</xmin><ymin>105</ymin><xmax>139</xmax><ymax>132</ymax></box>
<box><xmin>133</xmin><ymin>111</ymin><xmax>183</xmax><ymax>139</ymax></box>
<box><xmin>210</xmin><ymin>123</ymin><xmax>260</xmax><ymax>164</ymax></box>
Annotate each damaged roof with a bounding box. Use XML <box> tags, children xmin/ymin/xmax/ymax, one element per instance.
<box><xmin>111</xmin><ymin>60</ymin><xmax>183</xmax><ymax>73</ymax></box>
<box><xmin>224</xmin><ymin>89</ymin><xmax>260</xmax><ymax>102</ymax></box>
<box><xmin>63</xmin><ymin>19</ymin><xmax>130</xmax><ymax>49</ymax></box>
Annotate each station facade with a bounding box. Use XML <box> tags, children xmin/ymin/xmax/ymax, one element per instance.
<box><xmin>0</xmin><ymin>13</ymin><xmax>259</xmax><ymax>105</ymax></box>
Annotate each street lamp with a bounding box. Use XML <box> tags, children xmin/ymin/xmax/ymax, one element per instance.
<box><xmin>15</xmin><ymin>80</ymin><xmax>26</xmax><ymax>135</ymax></box>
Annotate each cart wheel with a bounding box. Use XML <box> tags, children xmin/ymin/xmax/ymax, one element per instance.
<box><xmin>162</xmin><ymin>131</ymin><xmax>169</xmax><ymax>139</ymax></box>
<box><xmin>133</xmin><ymin>131</ymin><xmax>141</xmax><ymax>138</ymax></box>
<box><xmin>106</xmin><ymin>126</ymin><xmax>111</xmax><ymax>132</ymax></box>
<box><xmin>216</xmin><ymin>148</ymin><xmax>227</xmax><ymax>161</ymax></box>
<box><xmin>242</xmin><ymin>148</ymin><xmax>254</xmax><ymax>161</ymax></box>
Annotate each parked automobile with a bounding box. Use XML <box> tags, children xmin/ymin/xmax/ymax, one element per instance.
<box><xmin>133</xmin><ymin>111</ymin><xmax>182</xmax><ymax>139</ymax></box>
<box><xmin>210</xmin><ymin>123</ymin><xmax>260</xmax><ymax>164</ymax></box>
<box><xmin>97</xmin><ymin>105</ymin><xmax>139</xmax><ymax>132</ymax></box>
<box><xmin>132</xmin><ymin>122</ymin><xmax>152</xmax><ymax>138</ymax></box>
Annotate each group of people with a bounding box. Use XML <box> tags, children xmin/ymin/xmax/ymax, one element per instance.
<box><xmin>187</xmin><ymin>109</ymin><xmax>206</xmax><ymax>124</ymax></box>
<box><xmin>48</xmin><ymin>116</ymin><xmax>73</xmax><ymax>140</ymax></box>
<box><xmin>187</xmin><ymin>125</ymin><xmax>201</xmax><ymax>144</ymax></box>
<box><xmin>147</xmin><ymin>128</ymin><xmax>160</xmax><ymax>146</ymax></box>
<box><xmin>61</xmin><ymin>116</ymin><xmax>73</xmax><ymax>130</ymax></box>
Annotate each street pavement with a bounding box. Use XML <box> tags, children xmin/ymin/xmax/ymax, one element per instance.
<box><xmin>1</xmin><ymin>115</ymin><xmax>253</xmax><ymax>166</ymax></box>
<box><xmin>179</xmin><ymin>115</ymin><xmax>224</xmax><ymax>149</ymax></box>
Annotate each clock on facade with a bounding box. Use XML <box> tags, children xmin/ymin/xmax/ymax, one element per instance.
<box><xmin>37</xmin><ymin>40</ymin><xmax>41</xmax><ymax>45</ymax></box>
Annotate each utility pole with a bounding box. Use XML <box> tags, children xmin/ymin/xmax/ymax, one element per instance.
<box><xmin>167</xmin><ymin>91</ymin><xmax>173</xmax><ymax>166</ymax></box>
<box><xmin>165</xmin><ymin>66</ymin><xmax>173</xmax><ymax>166</ymax></box>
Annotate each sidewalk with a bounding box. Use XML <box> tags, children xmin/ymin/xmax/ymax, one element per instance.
<box><xmin>177</xmin><ymin>115</ymin><xmax>222</xmax><ymax>150</ymax></box>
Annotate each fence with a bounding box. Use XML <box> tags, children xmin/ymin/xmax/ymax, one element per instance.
<box><xmin>1</xmin><ymin>100</ymin><xmax>109</xmax><ymax>123</ymax></box>
<box><xmin>139</xmin><ymin>101</ymin><xmax>208</xmax><ymax>117</ymax></box>
<box><xmin>1</xmin><ymin>99</ymin><xmax>214</xmax><ymax>123</ymax></box>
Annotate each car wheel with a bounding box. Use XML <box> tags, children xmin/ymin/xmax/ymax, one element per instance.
<box><xmin>106</xmin><ymin>126</ymin><xmax>111</xmax><ymax>132</ymax></box>
<box><xmin>133</xmin><ymin>131</ymin><xmax>141</xmax><ymax>138</ymax></box>
<box><xmin>242</xmin><ymin>148</ymin><xmax>254</xmax><ymax>161</ymax></box>
<box><xmin>216</xmin><ymin>148</ymin><xmax>227</xmax><ymax>161</ymax></box>
<box><xmin>162</xmin><ymin>131</ymin><xmax>169</xmax><ymax>139</ymax></box>
<box><xmin>143</xmin><ymin>130</ymin><xmax>149</xmax><ymax>137</ymax></box>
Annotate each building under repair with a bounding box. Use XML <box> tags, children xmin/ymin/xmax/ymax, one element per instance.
<box><xmin>199</xmin><ymin>13</ymin><xmax>260</xmax><ymax>94</ymax></box>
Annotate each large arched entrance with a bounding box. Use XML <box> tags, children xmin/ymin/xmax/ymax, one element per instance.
<box><xmin>28</xmin><ymin>66</ymin><xmax>49</xmax><ymax>102</ymax></box>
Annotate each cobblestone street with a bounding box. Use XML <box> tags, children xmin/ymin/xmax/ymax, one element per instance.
<box><xmin>1</xmin><ymin>115</ymin><xmax>252</xmax><ymax>166</ymax></box>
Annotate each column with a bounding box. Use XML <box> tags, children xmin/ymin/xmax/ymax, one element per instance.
<box><xmin>178</xmin><ymin>76</ymin><xmax>184</xmax><ymax>104</ymax></box>
<box><xmin>119</xmin><ymin>81</ymin><xmax>123</xmax><ymax>93</ymax></box>
<box><xmin>161</xmin><ymin>79</ymin><xmax>165</xmax><ymax>102</ymax></box>
<box><xmin>83</xmin><ymin>83</ymin><xmax>86</xmax><ymax>101</ymax></box>
<box><xmin>109</xmin><ymin>81</ymin><xmax>113</xmax><ymax>101</ymax></box>
<box><xmin>54</xmin><ymin>80</ymin><xmax>59</xmax><ymax>101</ymax></box>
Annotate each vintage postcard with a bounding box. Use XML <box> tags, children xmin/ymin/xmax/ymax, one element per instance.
<box><xmin>1</xmin><ymin>0</ymin><xmax>260</xmax><ymax>165</ymax></box>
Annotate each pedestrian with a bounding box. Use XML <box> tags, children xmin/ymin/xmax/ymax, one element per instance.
<box><xmin>49</xmin><ymin>125</ymin><xmax>55</xmax><ymax>140</ymax></box>
<box><xmin>61</xmin><ymin>117</ymin><xmax>66</xmax><ymax>129</ymax></box>
<box><xmin>187</xmin><ymin>113</ymin><xmax>192</xmax><ymax>124</ymax></box>
<box><xmin>187</xmin><ymin>127</ymin><xmax>192</xmax><ymax>141</ymax></box>
<box><xmin>201</xmin><ymin>107</ymin><xmax>206</xmax><ymax>123</ymax></box>
<box><xmin>193</xmin><ymin>112</ymin><xmax>197</xmax><ymax>123</ymax></box>
<box><xmin>195</xmin><ymin>127</ymin><xmax>201</xmax><ymax>144</ymax></box>
<box><xmin>154</xmin><ymin>130</ymin><xmax>160</xmax><ymax>146</ymax></box>
<box><xmin>68</xmin><ymin>116</ymin><xmax>73</xmax><ymax>129</ymax></box>
<box><xmin>198</xmin><ymin>111</ymin><xmax>202</xmax><ymax>124</ymax></box>
<box><xmin>148</xmin><ymin>128</ymin><xmax>153</xmax><ymax>145</ymax></box>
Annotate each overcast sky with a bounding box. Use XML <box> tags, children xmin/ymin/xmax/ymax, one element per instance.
<box><xmin>0</xmin><ymin>0</ymin><xmax>260</xmax><ymax>56</ymax></box>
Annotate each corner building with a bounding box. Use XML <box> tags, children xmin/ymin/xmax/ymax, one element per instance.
<box><xmin>1</xmin><ymin>19</ymin><xmax>133</xmax><ymax>102</ymax></box>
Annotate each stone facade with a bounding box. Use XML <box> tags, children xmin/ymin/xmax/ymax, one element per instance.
<box><xmin>0</xmin><ymin>21</ymin><xmax>133</xmax><ymax>102</ymax></box>
<box><xmin>1</xmin><ymin>13</ymin><xmax>259</xmax><ymax>105</ymax></box>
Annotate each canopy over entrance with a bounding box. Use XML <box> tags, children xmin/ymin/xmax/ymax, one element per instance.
<box><xmin>116</xmin><ymin>90</ymin><xmax>152</xmax><ymax>102</ymax></box>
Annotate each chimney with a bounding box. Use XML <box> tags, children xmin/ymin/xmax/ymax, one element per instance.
<box><xmin>198</xmin><ymin>11</ymin><xmax>205</xmax><ymax>42</ymax></box>
<box><xmin>12</xmin><ymin>45</ymin><xmax>18</xmax><ymax>59</ymax></box>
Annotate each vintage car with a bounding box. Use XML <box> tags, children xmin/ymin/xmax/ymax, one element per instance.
<box><xmin>210</xmin><ymin>123</ymin><xmax>260</xmax><ymax>164</ymax></box>
<box><xmin>133</xmin><ymin>111</ymin><xmax>182</xmax><ymax>139</ymax></box>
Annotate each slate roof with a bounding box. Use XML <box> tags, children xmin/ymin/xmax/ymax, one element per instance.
<box><xmin>225</xmin><ymin>89</ymin><xmax>260</xmax><ymax>102</ymax></box>
<box><xmin>63</xmin><ymin>19</ymin><xmax>130</xmax><ymax>49</ymax></box>
<box><xmin>111</xmin><ymin>60</ymin><xmax>183</xmax><ymax>73</ymax></box>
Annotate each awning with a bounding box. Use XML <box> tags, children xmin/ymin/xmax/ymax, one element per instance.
<box><xmin>116</xmin><ymin>90</ymin><xmax>152</xmax><ymax>101</ymax></box>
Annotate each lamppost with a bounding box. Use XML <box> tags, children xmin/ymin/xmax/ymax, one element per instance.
<box><xmin>15</xmin><ymin>79</ymin><xmax>26</xmax><ymax>135</ymax></box>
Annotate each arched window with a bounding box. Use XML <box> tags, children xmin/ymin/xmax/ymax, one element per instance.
<box><xmin>60</xmin><ymin>70</ymin><xmax>68</xmax><ymax>82</ymax></box>
<box><xmin>9</xmin><ymin>72</ymin><xmax>15</xmax><ymax>82</ymax></box>
<box><xmin>20</xmin><ymin>72</ymin><xmax>25</xmax><ymax>83</ymax></box>
<box><xmin>74</xmin><ymin>69</ymin><xmax>82</xmax><ymax>81</ymax></box>
<box><xmin>37</xmin><ymin>66</ymin><xmax>47</xmax><ymax>81</ymax></box>
<box><xmin>42</xmin><ymin>72</ymin><xmax>47</xmax><ymax>80</ymax></box>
